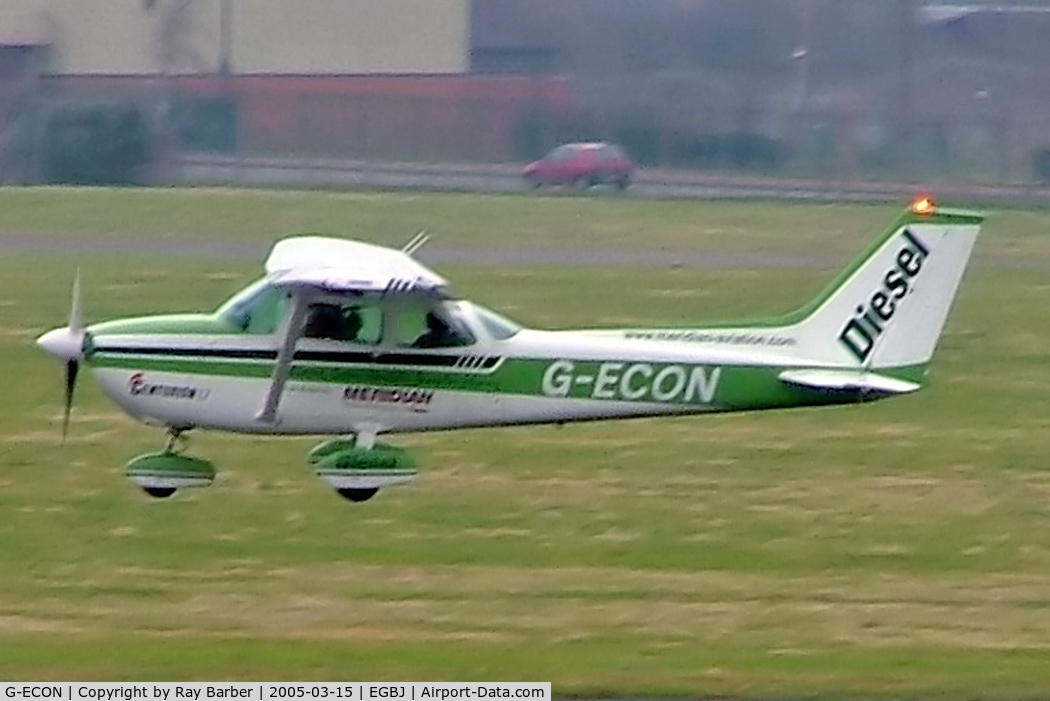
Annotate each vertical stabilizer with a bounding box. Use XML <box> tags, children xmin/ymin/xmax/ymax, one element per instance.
<box><xmin>783</xmin><ymin>200</ymin><xmax>982</xmax><ymax>372</ymax></box>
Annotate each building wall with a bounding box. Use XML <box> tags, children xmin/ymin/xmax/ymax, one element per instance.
<box><xmin>0</xmin><ymin>0</ymin><xmax>468</xmax><ymax>75</ymax></box>
<box><xmin>240</xmin><ymin>1</ymin><xmax>468</xmax><ymax>75</ymax></box>
<box><xmin>42</xmin><ymin>73</ymin><xmax>572</xmax><ymax>161</ymax></box>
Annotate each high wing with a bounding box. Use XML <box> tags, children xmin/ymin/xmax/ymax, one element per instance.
<box><xmin>265</xmin><ymin>235</ymin><xmax>447</xmax><ymax>295</ymax></box>
<box><xmin>256</xmin><ymin>236</ymin><xmax>449</xmax><ymax>425</ymax></box>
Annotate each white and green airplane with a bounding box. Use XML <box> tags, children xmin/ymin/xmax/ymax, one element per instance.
<box><xmin>37</xmin><ymin>198</ymin><xmax>982</xmax><ymax>502</ymax></box>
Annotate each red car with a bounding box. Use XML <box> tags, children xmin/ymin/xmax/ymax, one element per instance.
<box><xmin>523</xmin><ymin>142</ymin><xmax>635</xmax><ymax>190</ymax></box>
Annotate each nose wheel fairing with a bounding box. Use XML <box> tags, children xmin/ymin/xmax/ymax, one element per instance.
<box><xmin>125</xmin><ymin>452</ymin><xmax>218</xmax><ymax>494</ymax></box>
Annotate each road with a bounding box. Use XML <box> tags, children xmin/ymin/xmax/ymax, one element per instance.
<box><xmin>174</xmin><ymin>153</ymin><xmax>1050</xmax><ymax>207</ymax></box>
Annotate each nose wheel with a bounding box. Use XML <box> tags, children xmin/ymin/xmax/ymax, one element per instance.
<box><xmin>126</xmin><ymin>427</ymin><xmax>216</xmax><ymax>499</ymax></box>
<box><xmin>337</xmin><ymin>487</ymin><xmax>378</xmax><ymax>502</ymax></box>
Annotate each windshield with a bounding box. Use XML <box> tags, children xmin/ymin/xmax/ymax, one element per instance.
<box><xmin>216</xmin><ymin>279</ymin><xmax>291</xmax><ymax>334</ymax></box>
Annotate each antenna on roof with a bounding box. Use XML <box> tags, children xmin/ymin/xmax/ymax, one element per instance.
<box><xmin>401</xmin><ymin>230</ymin><xmax>430</xmax><ymax>257</ymax></box>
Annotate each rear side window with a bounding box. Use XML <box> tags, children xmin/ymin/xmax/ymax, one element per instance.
<box><xmin>394</xmin><ymin>302</ymin><xmax>475</xmax><ymax>349</ymax></box>
<box><xmin>474</xmin><ymin>305</ymin><xmax>521</xmax><ymax>340</ymax></box>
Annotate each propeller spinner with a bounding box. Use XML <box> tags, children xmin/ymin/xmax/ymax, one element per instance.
<box><xmin>36</xmin><ymin>271</ymin><xmax>86</xmax><ymax>439</ymax></box>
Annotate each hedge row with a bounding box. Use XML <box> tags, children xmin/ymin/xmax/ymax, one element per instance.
<box><xmin>40</xmin><ymin>104</ymin><xmax>153</xmax><ymax>185</ymax></box>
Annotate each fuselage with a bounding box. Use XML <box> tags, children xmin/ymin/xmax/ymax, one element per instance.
<box><xmin>83</xmin><ymin>299</ymin><xmax>838</xmax><ymax>437</ymax></box>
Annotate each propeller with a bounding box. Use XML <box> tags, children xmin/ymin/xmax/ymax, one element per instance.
<box><xmin>63</xmin><ymin>358</ymin><xmax>80</xmax><ymax>440</ymax></box>
<box><xmin>36</xmin><ymin>270</ymin><xmax>86</xmax><ymax>440</ymax></box>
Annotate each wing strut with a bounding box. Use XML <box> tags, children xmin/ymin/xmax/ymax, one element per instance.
<box><xmin>256</xmin><ymin>291</ymin><xmax>310</xmax><ymax>424</ymax></box>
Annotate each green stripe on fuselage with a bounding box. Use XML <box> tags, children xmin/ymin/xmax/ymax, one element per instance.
<box><xmin>88</xmin><ymin>348</ymin><xmax>915</xmax><ymax>411</ymax></box>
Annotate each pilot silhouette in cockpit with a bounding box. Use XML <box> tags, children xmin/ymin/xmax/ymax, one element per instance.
<box><xmin>414</xmin><ymin>311</ymin><xmax>458</xmax><ymax>348</ymax></box>
<box><xmin>304</xmin><ymin>304</ymin><xmax>362</xmax><ymax>342</ymax></box>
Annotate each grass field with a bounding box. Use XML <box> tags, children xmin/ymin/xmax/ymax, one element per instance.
<box><xmin>1</xmin><ymin>188</ymin><xmax>1049</xmax><ymax>696</ymax></box>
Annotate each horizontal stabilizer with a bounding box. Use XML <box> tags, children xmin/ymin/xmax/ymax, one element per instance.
<box><xmin>779</xmin><ymin>369</ymin><xmax>921</xmax><ymax>397</ymax></box>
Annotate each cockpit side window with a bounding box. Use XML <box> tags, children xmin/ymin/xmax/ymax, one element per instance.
<box><xmin>220</xmin><ymin>283</ymin><xmax>476</xmax><ymax>348</ymax></box>
<box><xmin>474</xmin><ymin>305</ymin><xmax>522</xmax><ymax>340</ymax></box>
<box><xmin>303</xmin><ymin>302</ymin><xmax>382</xmax><ymax>344</ymax></box>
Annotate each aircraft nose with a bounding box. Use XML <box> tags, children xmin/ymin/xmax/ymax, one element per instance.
<box><xmin>36</xmin><ymin>326</ymin><xmax>84</xmax><ymax>361</ymax></box>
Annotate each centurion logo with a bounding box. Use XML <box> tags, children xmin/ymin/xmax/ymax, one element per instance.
<box><xmin>542</xmin><ymin>360</ymin><xmax>721</xmax><ymax>404</ymax></box>
<box><xmin>127</xmin><ymin>372</ymin><xmax>209</xmax><ymax>400</ymax></box>
<box><xmin>838</xmin><ymin>229</ymin><xmax>930</xmax><ymax>362</ymax></box>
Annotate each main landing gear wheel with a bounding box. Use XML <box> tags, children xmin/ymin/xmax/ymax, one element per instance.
<box><xmin>311</xmin><ymin>438</ymin><xmax>418</xmax><ymax>503</ymax></box>
<box><xmin>337</xmin><ymin>487</ymin><xmax>378</xmax><ymax>502</ymax></box>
